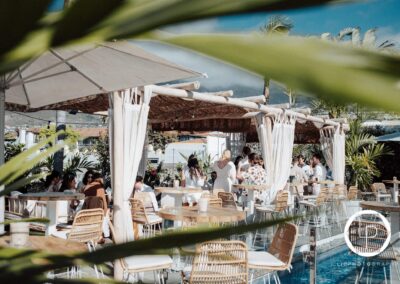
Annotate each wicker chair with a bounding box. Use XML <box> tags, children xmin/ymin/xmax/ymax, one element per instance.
<box><xmin>182</xmin><ymin>240</ymin><xmax>248</xmax><ymax>284</ymax></box>
<box><xmin>130</xmin><ymin>198</ymin><xmax>162</xmax><ymax>238</ymax></box>
<box><xmin>347</xmin><ymin>186</ymin><xmax>359</xmax><ymax>200</ymax></box>
<box><xmin>371</xmin><ymin>183</ymin><xmax>391</xmax><ymax>202</ymax></box>
<box><xmin>108</xmin><ymin>221</ymin><xmax>172</xmax><ymax>284</ymax></box>
<box><xmin>134</xmin><ymin>191</ymin><xmax>159</xmax><ymax>214</ymax></box>
<box><xmin>52</xmin><ymin>208</ymin><xmax>104</xmax><ymax>279</ymax></box>
<box><xmin>208</xmin><ymin>197</ymin><xmax>223</xmax><ymax>207</ymax></box>
<box><xmin>299</xmin><ymin>189</ymin><xmax>330</xmax><ymax>236</ymax></box>
<box><xmin>248</xmin><ymin>223</ymin><xmax>298</xmax><ymax>284</ymax></box>
<box><xmin>218</xmin><ymin>192</ymin><xmax>237</xmax><ymax>209</ymax></box>
<box><xmin>252</xmin><ymin>191</ymin><xmax>289</xmax><ymax>248</ymax></box>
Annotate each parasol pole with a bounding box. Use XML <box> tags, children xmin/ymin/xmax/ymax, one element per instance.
<box><xmin>0</xmin><ymin>75</ymin><xmax>5</xmax><ymax>234</ymax></box>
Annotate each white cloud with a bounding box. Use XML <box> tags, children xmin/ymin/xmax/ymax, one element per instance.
<box><xmin>376</xmin><ymin>26</ymin><xmax>400</xmax><ymax>48</ymax></box>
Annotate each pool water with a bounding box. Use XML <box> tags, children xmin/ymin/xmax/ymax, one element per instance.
<box><xmin>278</xmin><ymin>245</ymin><xmax>394</xmax><ymax>284</ymax></box>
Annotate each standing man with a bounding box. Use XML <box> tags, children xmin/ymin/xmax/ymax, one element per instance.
<box><xmin>311</xmin><ymin>153</ymin><xmax>327</xmax><ymax>195</ymax></box>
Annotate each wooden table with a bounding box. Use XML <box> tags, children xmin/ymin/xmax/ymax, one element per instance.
<box><xmin>383</xmin><ymin>179</ymin><xmax>400</xmax><ymax>203</ymax></box>
<box><xmin>155</xmin><ymin>187</ymin><xmax>202</xmax><ymax>208</ymax></box>
<box><xmin>360</xmin><ymin>201</ymin><xmax>400</xmax><ymax>213</ymax></box>
<box><xmin>19</xmin><ymin>192</ymin><xmax>85</xmax><ymax>235</ymax></box>
<box><xmin>158</xmin><ymin>206</ymin><xmax>245</xmax><ymax>224</ymax></box>
<box><xmin>0</xmin><ymin>235</ymin><xmax>86</xmax><ymax>254</ymax></box>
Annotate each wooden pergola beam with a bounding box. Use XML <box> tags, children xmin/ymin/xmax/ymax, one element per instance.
<box><xmin>150</xmin><ymin>85</ymin><xmax>348</xmax><ymax>129</ymax></box>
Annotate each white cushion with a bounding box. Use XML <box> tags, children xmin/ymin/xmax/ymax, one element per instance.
<box><xmin>147</xmin><ymin>214</ymin><xmax>162</xmax><ymax>224</ymax></box>
<box><xmin>256</xmin><ymin>205</ymin><xmax>275</xmax><ymax>212</ymax></box>
<box><xmin>124</xmin><ymin>255</ymin><xmax>173</xmax><ymax>270</ymax></box>
<box><xmin>51</xmin><ymin>230</ymin><xmax>69</xmax><ymax>240</ymax></box>
<box><xmin>248</xmin><ymin>251</ymin><xmax>285</xmax><ymax>267</ymax></box>
<box><xmin>299</xmin><ymin>201</ymin><xmax>316</xmax><ymax>207</ymax></box>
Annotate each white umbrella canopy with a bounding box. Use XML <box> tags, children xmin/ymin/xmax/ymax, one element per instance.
<box><xmin>4</xmin><ymin>41</ymin><xmax>200</xmax><ymax>108</ymax></box>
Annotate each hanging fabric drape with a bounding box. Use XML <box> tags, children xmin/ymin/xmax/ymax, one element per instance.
<box><xmin>319</xmin><ymin>128</ymin><xmax>334</xmax><ymax>170</ymax></box>
<box><xmin>320</xmin><ymin>127</ymin><xmax>345</xmax><ymax>184</ymax></box>
<box><xmin>255</xmin><ymin>113</ymin><xmax>273</xmax><ymax>176</ymax></box>
<box><xmin>110</xmin><ymin>86</ymin><xmax>151</xmax><ymax>243</ymax></box>
<box><xmin>265</xmin><ymin>113</ymin><xmax>296</xmax><ymax>204</ymax></box>
<box><xmin>333</xmin><ymin>127</ymin><xmax>345</xmax><ymax>184</ymax></box>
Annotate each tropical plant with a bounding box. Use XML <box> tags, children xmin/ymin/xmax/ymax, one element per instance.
<box><xmin>260</xmin><ymin>15</ymin><xmax>293</xmax><ymax>35</ymax></box>
<box><xmin>4</xmin><ymin>143</ymin><xmax>25</xmax><ymax>162</ymax></box>
<box><xmin>345</xmin><ymin>120</ymin><xmax>393</xmax><ymax>189</ymax></box>
<box><xmin>38</xmin><ymin>125</ymin><xmax>81</xmax><ymax>144</ymax></box>
<box><xmin>64</xmin><ymin>153</ymin><xmax>96</xmax><ymax>174</ymax></box>
<box><xmin>148</xmin><ymin>130</ymin><xmax>178</xmax><ymax>153</ymax></box>
<box><xmin>93</xmin><ymin>134</ymin><xmax>111</xmax><ymax>187</ymax></box>
<box><xmin>311</xmin><ymin>98</ymin><xmax>348</xmax><ymax>119</ymax></box>
<box><xmin>322</xmin><ymin>27</ymin><xmax>396</xmax><ymax>50</ymax></box>
<box><xmin>260</xmin><ymin>15</ymin><xmax>294</xmax><ymax>103</ymax></box>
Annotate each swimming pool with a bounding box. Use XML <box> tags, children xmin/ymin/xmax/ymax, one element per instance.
<box><xmin>277</xmin><ymin>245</ymin><xmax>393</xmax><ymax>284</ymax></box>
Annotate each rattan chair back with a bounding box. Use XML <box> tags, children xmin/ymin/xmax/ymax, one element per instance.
<box><xmin>268</xmin><ymin>223</ymin><xmax>298</xmax><ymax>269</ymax></box>
<box><xmin>274</xmin><ymin>191</ymin><xmax>289</xmax><ymax>212</ymax></box>
<box><xmin>371</xmin><ymin>183</ymin><xmax>387</xmax><ymax>194</ymax></box>
<box><xmin>348</xmin><ymin>186</ymin><xmax>358</xmax><ymax>200</ymax></box>
<box><xmin>316</xmin><ymin>190</ymin><xmax>328</xmax><ymax>206</ymax></box>
<box><xmin>209</xmin><ymin>197</ymin><xmax>223</xmax><ymax>207</ymax></box>
<box><xmin>134</xmin><ymin>192</ymin><xmax>157</xmax><ymax>213</ymax></box>
<box><xmin>68</xmin><ymin>208</ymin><xmax>104</xmax><ymax>243</ymax></box>
<box><xmin>189</xmin><ymin>240</ymin><xmax>248</xmax><ymax>284</ymax></box>
<box><xmin>218</xmin><ymin>192</ymin><xmax>237</xmax><ymax>209</ymax></box>
<box><xmin>130</xmin><ymin>198</ymin><xmax>149</xmax><ymax>224</ymax></box>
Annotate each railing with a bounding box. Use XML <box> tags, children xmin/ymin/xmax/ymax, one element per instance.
<box><xmin>6</xmin><ymin>196</ymin><xmax>47</xmax><ymax>218</ymax></box>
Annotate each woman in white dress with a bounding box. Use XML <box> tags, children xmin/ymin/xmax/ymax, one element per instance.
<box><xmin>183</xmin><ymin>158</ymin><xmax>205</xmax><ymax>204</ymax></box>
<box><xmin>213</xmin><ymin>150</ymin><xmax>236</xmax><ymax>193</ymax></box>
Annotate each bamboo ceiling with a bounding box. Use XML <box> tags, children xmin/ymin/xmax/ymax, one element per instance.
<box><xmin>6</xmin><ymin>93</ymin><xmax>325</xmax><ymax>144</ymax></box>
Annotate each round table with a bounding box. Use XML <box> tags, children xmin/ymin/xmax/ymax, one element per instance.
<box><xmin>158</xmin><ymin>206</ymin><xmax>245</xmax><ymax>224</ymax></box>
<box><xmin>19</xmin><ymin>192</ymin><xmax>85</xmax><ymax>235</ymax></box>
<box><xmin>0</xmin><ymin>235</ymin><xmax>86</xmax><ymax>254</ymax></box>
<box><xmin>360</xmin><ymin>201</ymin><xmax>400</xmax><ymax>212</ymax></box>
<box><xmin>360</xmin><ymin>201</ymin><xmax>400</xmax><ymax>243</ymax></box>
<box><xmin>155</xmin><ymin>187</ymin><xmax>202</xmax><ymax>208</ymax></box>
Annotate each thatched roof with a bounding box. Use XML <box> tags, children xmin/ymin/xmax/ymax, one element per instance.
<box><xmin>5</xmin><ymin>88</ymin><xmax>334</xmax><ymax>144</ymax></box>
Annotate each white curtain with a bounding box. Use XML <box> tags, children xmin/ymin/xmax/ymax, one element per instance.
<box><xmin>110</xmin><ymin>86</ymin><xmax>151</xmax><ymax>243</ymax></box>
<box><xmin>320</xmin><ymin>127</ymin><xmax>345</xmax><ymax>184</ymax></box>
<box><xmin>255</xmin><ymin>114</ymin><xmax>273</xmax><ymax>176</ymax></box>
<box><xmin>320</xmin><ymin>128</ymin><xmax>334</xmax><ymax>170</ymax></box>
<box><xmin>256</xmin><ymin>113</ymin><xmax>296</xmax><ymax>204</ymax></box>
<box><xmin>333</xmin><ymin>127</ymin><xmax>345</xmax><ymax>184</ymax></box>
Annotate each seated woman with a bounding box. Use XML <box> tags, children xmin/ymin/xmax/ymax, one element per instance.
<box><xmin>182</xmin><ymin>158</ymin><xmax>205</xmax><ymax>205</ymax></box>
<box><xmin>82</xmin><ymin>172</ymin><xmax>108</xmax><ymax>214</ymax></box>
<box><xmin>59</xmin><ymin>172</ymin><xmax>79</xmax><ymax>222</ymax></box>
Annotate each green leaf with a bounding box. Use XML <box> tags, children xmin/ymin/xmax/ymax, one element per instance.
<box><xmin>0</xmin><ymin>0</ymin><xmax>51</xmax><ymax>57</ymax></box>
<box><xmin>51</xmin><ymin>0</ymin><xmax>124</xmax><ymax>47</ymax></box>
<box><xmin>0</xmin><ymin>0</ymin><xmax>344</xmax><ymax>75</ymax></box>
<box><xmin>160</xmin><ymin>34</ymin><xmax>400</xmax><ymax>113</ymax></box>
<box><xmin>0</xmin><ymin>132</ymin><xmax>71</xmax><ymax>192</ymax></box>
